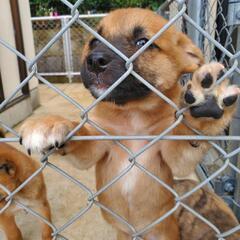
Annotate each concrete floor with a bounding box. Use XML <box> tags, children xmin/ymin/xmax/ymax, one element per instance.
<box><xmin>2</xmin><ymin>84</ymin><xmax>116</xmax><ymax>240</ymax></box>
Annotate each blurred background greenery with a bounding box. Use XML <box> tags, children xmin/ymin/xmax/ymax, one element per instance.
<box><xmin>30</xmin><ymin>0</ymin><xmax>165</xmax><ymax>16</ymax></box>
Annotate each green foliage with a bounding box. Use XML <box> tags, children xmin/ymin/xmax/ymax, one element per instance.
<box><xmin>30</xmin><ymin>0</ymin><xmax>165</xmax><ymax>16</ymax></box>
<box><xmin>110</xmin><ymin>0</ymin><xmax>162</xmax><ymax>11</ymax></box>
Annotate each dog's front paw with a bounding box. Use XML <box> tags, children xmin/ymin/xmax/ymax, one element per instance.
<box><xmin>182</xmin><ymin>62</ymin><xmax>240</xmax><ymax>119</ymax></box>
<box><xmin>20</xmin><ymin>115</ymin><xmax>74</xmax><ymax>154</ymax></box>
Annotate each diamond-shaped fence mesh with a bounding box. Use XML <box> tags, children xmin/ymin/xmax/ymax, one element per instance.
<box><xmin>1</xmin><ymin>0</ymin><xmax>240</xmax><ymax>239</ymax></box>
<box><xmin>199</xmin><ymin>0</ymin><xmax>237</xmax><ymax>66</ymax></box>
<box><xmin>32</xmin><ymin>13</ymin><xmax>105</xmax><ymax>82</ymax></box>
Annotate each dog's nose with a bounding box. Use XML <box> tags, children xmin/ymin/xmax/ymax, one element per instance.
<box><xmin>87</xmin><ymin>52</ymin><xmax>110</xmax><ymax>74</ymax></box>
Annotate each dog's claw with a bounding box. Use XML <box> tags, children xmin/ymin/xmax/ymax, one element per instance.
<box><xmin>19</xmin><ymin>136</ymin><xmax>22</xmax><ymax>145</ymax></box>
<box><xmin>27</xmin><ymin>149</ymin><xmax>31</xmax><ymax>156</ymax></box>
<box><xmin>58</xmin><ymin>143</ymin><xmax>65</xmax><ymax>149</ymax></box>
<box><xmin>47</xmin><ymin>145</ymin><xmax>54</xmax><ymax>151</ymax></box>
<box><xmin>55</xmin><ymin>141</ymin><xmax>59</xmax><ymax>148</ymax></box>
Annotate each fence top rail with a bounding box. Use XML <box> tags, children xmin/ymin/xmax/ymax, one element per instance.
<box><xmin>31</xmin><ymin>13</ymin><xmax>107</xmax><ymax>21</ymax></box>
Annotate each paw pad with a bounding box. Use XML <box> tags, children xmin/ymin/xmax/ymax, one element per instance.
<box><xmin>223</xmin><ymin>95</ymin><xmax>238</xmax><ymax>107</ymax></box>
<box><xmin>201</xmin><ymin>73</ymin><xmax>213</xmax><ymax>88</ymax></box>
<box><xmin>190</xmin><ymin>95</ymin><xmax>224</xmax><ymax>119</ymax></box>
<box><xmin>183</xmin><ymin>62</ymin><xmax>239</xmax><ymax>119</ymax></box>
<box><xmin>184</xmin><ymin>90</ymin><xmax>196</xmax><ymax>104</ymax></box>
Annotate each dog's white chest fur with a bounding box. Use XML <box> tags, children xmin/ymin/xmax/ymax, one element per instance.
<box><xmin>121</xmin><ymin>166</ymin><xmax>138</xmax><ymax>197</ymax></box>
<box><xmin>118</xmin><ymin>141</ymin><xmax>149</xmax><ymax>196</ymax></box>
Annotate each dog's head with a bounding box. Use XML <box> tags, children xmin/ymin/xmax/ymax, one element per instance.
<box><xmin>81</xmin><ymin>8</ymin><xmax>204</xmax><ymax>105</ymax></box>
<box><xmin>0</xmin><ymin>157</ymin><xmax>17</xmax><ymax>205</ymax></box>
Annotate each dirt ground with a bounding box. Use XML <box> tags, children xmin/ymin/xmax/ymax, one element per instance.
<box><xmin>1</xmin><ymin>83</ymin><xmax>116</xmax><ymax>240</ymax></box>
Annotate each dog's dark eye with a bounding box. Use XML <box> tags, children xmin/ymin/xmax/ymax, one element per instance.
<box><xmin>135</xmin><ymin>38</ymin><xmax>159</xmax><ymax>50</ymax></box>
<box><xmin>136</xmin><ymin>38</ymin><xmax>148</xmax><ymax>47</ymax></box>
<box><xmin>89</xmin><ymin>38</ymin><xmax>100</xmax><ymax>48</ymax></box>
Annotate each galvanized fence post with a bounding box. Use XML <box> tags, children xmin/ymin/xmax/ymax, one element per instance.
<box><xmin>230</xmin><ymin>28</ymin><xmax>240</xmax><ymax>220</ymax></box>
<box><xmin>225</xmin><ymin>0</ymin><xmax>240</xmax><ymax>217</ymax></box>
<box><xmin>61</xmin><ymin>16</ymin><xmax>73</xmax><ymax>83</ymax></box>
<box><xmin>185</xmin><ymin>0</ymin><xmax>205</xmax><ymax>48</ymax></box>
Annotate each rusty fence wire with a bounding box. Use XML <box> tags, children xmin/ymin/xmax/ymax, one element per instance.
<box><xmin>0</xmin><ymin>0</ymin><xmax>240</xmax><ymax>239</ymax></box>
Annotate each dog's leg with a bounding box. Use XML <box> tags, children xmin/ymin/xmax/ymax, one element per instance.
<box><xmin>116</xmin><ymin>216</ymin><xmax>179</xmax><ymax>240</ymax></box>
<box><xmin>144</xmin><ymin>217</ymin><xmax>180</xmax><ymax>240</ymax></box>
<box><xmin>168</xmin><ymin>62</ymin><xmax>240</xmax><ymax>177</ymax></box>
<box><xmin>0</xmin><ymin>213</ymin><xmax>23</xmax><ymax>240</ymax></box>
<box><xmin>37</xmin><ymin>199</ymin><xmax>52</xmax><ymax>240</ymax></box>
<box><xmin>166</xmin><ymin>62</ymin><xmax>240</xmax><ymax>177</ymax></box>
<box><xmin>117</xmin><ymin>231</ymin><xmax>131</xmax><ymax>240</ymax></box>
<box><xmin>180</xmin><ymin>62</ymin><xmax>240</xmax><ymax>135</ymax></box>
<box><xmin>20</xmin><ymin>115</ymin><xmax>110</xmax><ymax>170</ymax></box>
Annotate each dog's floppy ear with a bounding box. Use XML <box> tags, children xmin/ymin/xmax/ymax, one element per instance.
<box><xmin>177</xmin><ymin>32</ymin><xmax>204</xmax><ymax>73</ymax></box>
<box><xmin>0</xmin><ymin>160</ymin><xmax>16</xmax><ymax>176</ymax></box>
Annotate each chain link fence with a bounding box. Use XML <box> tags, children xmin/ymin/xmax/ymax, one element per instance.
<box><xmin>195</xmin><ymin>0</ymin><xmax>240</xmax><ymax>212</ymax></box>
<box><xmin>32</xmin><ymin>14</ymin><xmax>105</xmax><ymax>82</ymax></box>
<box><xmin>1</xmin><ymin>0</ymin><xmax>240</xmax><ymax>239</ymax></box>
<box><xmin>163</xmin><ymin>0</ymin><xmax>240</xmax><ymax>212</ymax></box>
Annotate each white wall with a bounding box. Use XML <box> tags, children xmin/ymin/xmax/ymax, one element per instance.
<box><xmin>18</xmin><ymin>0</ymin><xmax>39</xmax><ymax>90</ymax></box>
<box><xmin>0</xmin><ymin>0</ymin><xmax>22</xmax><ymax>99</ymax></box>
<box><xmin>0</xmin><ymin>0</ymin><xmax>39</xmax><ymax>127</ymax></box>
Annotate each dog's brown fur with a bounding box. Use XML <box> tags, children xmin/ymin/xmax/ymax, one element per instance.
<box><xmin>175</xmin><ymin>180</ymin><xmax>240</xmax><ymax>240</ymax></box>
<box><xmin>20</xmin><ymin>8</ymin><xmax>240</xmax><ymax>239</ymax></box>
<box><xmin>0</xmin><ymin>141</ymin><xmax>52</xmax><ymax>240</ymax></box>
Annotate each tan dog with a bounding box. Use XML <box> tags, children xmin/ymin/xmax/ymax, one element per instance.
<box><xmin>0</xmin><ymin>133</ymin><xmax>52</xmax><ymax>240</ymax></box>
<box><xmin>175</xmin><ymin>180</ymin><xmax>240</xmax><ymax>240</ymax></box>
<box><xmin>20</xmin><ymin>8</ymin><xmax>240</xmax><ymax>239</ymax></box>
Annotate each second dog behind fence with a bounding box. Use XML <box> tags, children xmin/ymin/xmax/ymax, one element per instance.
<box><xmin>18</xmin><ymin>8</ymin><xmax>240</xmax><ymax>240</ymax></box>
<box><xmin>0</xmin><ymin>131</ymin><xmax>52</xmax><ymax>240</ymax></box>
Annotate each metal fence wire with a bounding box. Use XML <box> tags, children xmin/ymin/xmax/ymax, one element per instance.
<box><xmin>1</xmin><ymin>0</ymin><xmax>240</xmax><ymax>239</ymax></box>
<box><xmin>31</xmin><ymin>14</ymin><xmax>105</xmax><ymax>82</ymax></box>
<box><xmin>168</xmin><ymin>0</ymin><xmax>240</xmax><ymax>204</ymax></box>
